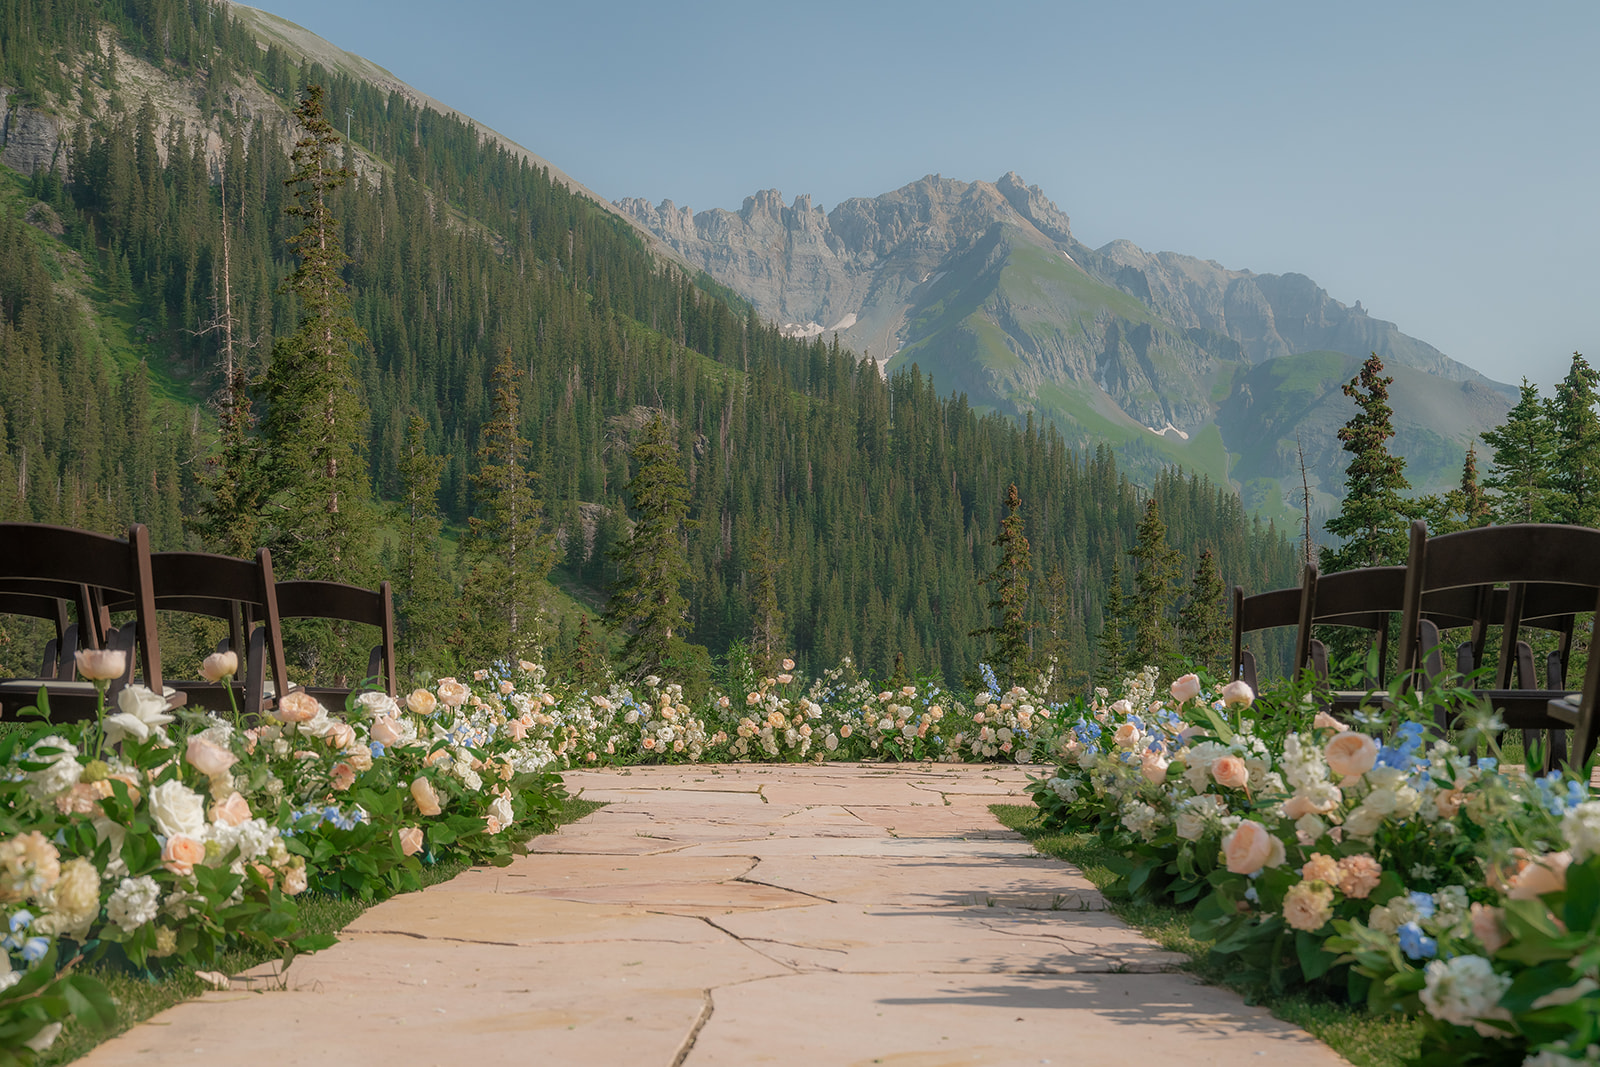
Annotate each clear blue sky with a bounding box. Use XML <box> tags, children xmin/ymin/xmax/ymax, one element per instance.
<box><xmin>250</xmin><ymin>0</ymin><xmax>1598</xmax><ymax>392</ymax></box>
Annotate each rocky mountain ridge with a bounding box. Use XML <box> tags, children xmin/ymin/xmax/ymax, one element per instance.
<box><xmin>617</xmin><ymin>173</ymin><xmax>1514</xmax><ymax>520</ymax></box>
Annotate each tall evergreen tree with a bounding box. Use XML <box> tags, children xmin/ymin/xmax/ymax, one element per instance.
<box><xmin>1321</xmin><ymin>354</ymin><xmax>1411</xmax><ymax>570</ymax></box>
<box><xmin>1482</xmin><ymin>379</ymin><xmax>1555</xmax><ymax>523</ymax></box>
<box><xmin>1549</xmin><ymin>352</ymin><xmax>1600</xmax><ymax>526</ymax></box>
<box><xmin>460</xmin><ymin>351</ymin><xmax>555</xmax><ymax>665</ymax></box>
<box><xmin>971</xmin><ymin>484</ymin><xmax>1033</xmax><ymax>686</ymax></box>
<box><xmin>1095</xmin><ymin>560</ymin><xmax>1128</xmax><ymax>688</ymax></box>
<box><xmin>393</xmin><ymin>414</ymin><xmax>452</xmax><ymax>678</ymax></box>
<box><xmin>747</xmin><ymin>523</ymin><xmax>785</xmax><ymax>677</ymax></box>
<box><xmin>605</xmin><ymin>413</ymin><xmax>694</xmax><ymax>680</ymax></box>
<box><xmin>1178</xmin><ymin>548</ymin><xmax>1228</xmax><ymax>678</ymax></box>
<box><xmin>1127</xmin><ymin>498</ymin><xmax>1181</xmax><ymax>671</ymax></box>
<box><xmin>1456</xmin><ymin>443</ymin><xmax>1492</xmax><ymax>528</ymax></box>
<box><xmin>256</xmin><ymin>84</ymin><xmax>374</xmax><ymax>581</ymax></box>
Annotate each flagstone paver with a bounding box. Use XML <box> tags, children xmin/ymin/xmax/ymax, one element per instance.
<box><xmin>78</xmin><ymin>764</ymin><xmax>1348</xmax><ymax>1066</ymax></box>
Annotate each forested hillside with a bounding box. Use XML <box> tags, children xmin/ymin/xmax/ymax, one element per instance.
<box><xmin>0</xmin><ymin>0</ymin><xmax>1302</xmax><ymax>687</ymax></box>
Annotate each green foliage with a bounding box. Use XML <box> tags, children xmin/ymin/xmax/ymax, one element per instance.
<box><xmin>1548</xmin><ymin>352</ymin><xmax>1600</xmax><ymax>526</ymax></box>
<box><xmin>391</xmin><ymin>414</ymin><xmax>452</xmax><ymax>678</ymax></box>
<box><xmin>1322</xmin><ymin>353</ymin><xmax>1412</xmax><ymax>571</ymax></box>
<box><xmin>605</xmin><ymin>413</ymin><xmax>695</xmax><ymax>681</ymax></box>
<box><xmin>1481</xmin><ymin>379</ymin><xmax>1556</xmax><ymax>524</ymax></box>
<box><xmin>1095</xmin><ymin>560</ymin><xmax>1128</xmax><ymax>687</ymax></box>
<box><xmin>459</xmin><ymin>351</ymin><xmax>555</xmax><ymax>665</ymax></box>
<box><xmin>971</xmin><ymin>484</ymin><xmax>1033</xmax><ymax>687</ymax></box>
<box><xmin>1128</xmin><ymin>498</ymin><xmax>1181</xmax><ymax>672</ymax></box>
<box><xmin>1178</xmin><ymin>547</ymin><xmax>1228</xmax><ymax>677</ymax></box>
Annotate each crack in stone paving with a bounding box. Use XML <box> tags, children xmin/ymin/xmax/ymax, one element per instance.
<box><xmin>669</xmin><ymin>989</ymin><xmax>714</xmax><ymax>1067</ymax></box>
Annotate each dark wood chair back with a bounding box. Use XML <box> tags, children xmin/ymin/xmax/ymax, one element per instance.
<box><xmin>0</xmin><ymin>588</ymin><xmax>77</xmax><ymax>678</ymax></box>
<box><xmin>0</xmin><ymin>522</ymin><xmax>168</xmax><ymax>717</ymax></box>
<box><xmin>1231</xmin><ymin>564</ymin><xmax>1313</xmax><ymax>693</ymax></box>
<box><xmin>272</xmin><ymin>579</ymin><xmax>397</xmax><ymax>697</ymax></box>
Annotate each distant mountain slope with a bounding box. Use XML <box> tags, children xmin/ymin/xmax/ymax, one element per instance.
<box><xmin>618</xmin><ymin>174</ymin><xmax>1514</xmax><ymax>522</ymax></box>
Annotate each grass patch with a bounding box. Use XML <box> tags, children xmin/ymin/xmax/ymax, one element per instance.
<box><xmin>44</xmin><ymin>795</ymin><xmax>603</xmax><ymax>1064</ymax></box>
<box><xmin>990</xmin><ymin>803</ymin><xmax>1423</xmax><ymax>1067</ymax></box>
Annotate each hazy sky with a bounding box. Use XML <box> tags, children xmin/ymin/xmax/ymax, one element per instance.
<box><xmin>250</xmin><ymin>0</ymin><xmax>1597</xmax><ymax>392</ymax></box>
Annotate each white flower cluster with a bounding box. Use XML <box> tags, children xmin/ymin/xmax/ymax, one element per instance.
<box><xmin>106</xmin><ymin>875</ymin><xmax>161</xmax><ymax>932</ymax></box>
<box><xmin>1419</xmin><ymin>955</ymin><xmax>1513</xmax><ymax>1037</ymax></box>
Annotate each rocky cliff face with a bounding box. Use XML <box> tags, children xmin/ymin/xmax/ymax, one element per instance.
<box><xmin>618</xmin><ymin>172</ymin><xmax>1514</xmax><ymax>518</ymax></box>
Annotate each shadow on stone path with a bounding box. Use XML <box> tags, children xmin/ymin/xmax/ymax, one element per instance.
<box><xmin>79</xmin><ymin>764</ymin><xmax>1349</xmax><ymax>1066</ymax></box>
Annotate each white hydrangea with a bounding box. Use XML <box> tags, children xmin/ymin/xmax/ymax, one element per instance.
<box><xmin>106</xmin><ymin>875</ymin><xmax>161</xmax><ymax>932</ymax></box>
<box><xmin>208</xmin><ymin>818</ymin><xmax>279</xmax><ymax>867</ymax></box>
<box><xmin>1047</xmin><ymin>777</ymin><xmax>1079</xmax><ymax>803</ymax></box>
<box><xmin>1419</xmin><ymin>955</ymin><xmax>1512</xmax><ymax>1037</ymax></box>
<box><xmin>1120</xmin><ymin>800</ymin><xmax>1162</xmax><ymax>839</ymax></box>
<box><xmin>1563</xmin><ymin>802</ymin><xmax>1600</xmax><ymax>862</ymax></box>
<box><xmin>23</xmin><ymin>736</ymin><xmax>83</xmax><ymax>800</ymax></box>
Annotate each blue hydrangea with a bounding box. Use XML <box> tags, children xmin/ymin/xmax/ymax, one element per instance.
<box><xmin>1398</xmin><ymin>922</ymin><xmax>1438</xmax><ymax>960</ymax></box>
<box><xmin>1408</xmin><ymin>890</ymin><xmax>1437</xmax><ymax>919</ymax></box>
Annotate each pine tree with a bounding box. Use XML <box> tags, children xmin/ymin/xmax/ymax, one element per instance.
<box><xmin>970</xmin><ymin>484</ymin><xmax>1033</xmax><ymax>686</ymax></box>
<box><xmin>1321</xmin><ymin>353</ymin><xmax>1411</xmax><ymax>571</ymax></box>
<box><xmin>460</xmin><ymin>351</ymin><xmax>555</xmax><ymax>665</ymax></box>
<box><xmin>1178</xmin><ymin>547</ymin><xmax>1228</xmax><ymax>678</ymax></box>
<box><xmin>394</xmin><ymin>414</ymin><xmax>453</xmax><ymax>678</ymax></box>
<box><xmin>256</xmin><ymin>84</ymin><xmax>375</xmax><ymax>582</ymax></box>
<box><xmin>747</xmin><ymin>523</ymin><xmax>785</xmax><ymax>677</ymax></box>
<box><xmin>1549</xmin><ymin>352</ymin><xmax>1600</xmax><ymax>526</ymax></box>
<box><xmin>605</xmin><ymin>413</ymin><xmax>695</xmax><ymax>680</ymax></box>
<box><xmin>1456</xmin><ymin>444</ymin><xmax>1492</xmax><ymax>528</ymax></box>
<box><xmin>1127</xmin><ymin>497</ymin><xmax>1181</xmax><ymax>671</ymax></box>
<box><xmin>562</xmin><ymin>613</ymin><xmax>607</xmax><ymax>690</ymax></box>
<box><xmin>1482</xmin><ymin>379</ymin><xmax>1555</xmax><ymax>523</ymax></box>
<box><xmin>1095</xmin><ymin>560</ymin><xmax>1128</xmax><ymax>688</ymax></box>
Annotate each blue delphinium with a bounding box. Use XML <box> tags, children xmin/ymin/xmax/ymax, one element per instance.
<box><xmin>1398</xmin><ymin>921</ymin><xmax>1438</xmax><ymax>960</ymax></box>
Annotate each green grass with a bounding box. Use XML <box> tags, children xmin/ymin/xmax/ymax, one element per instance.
<box><xmin>43</xmin><ymin>796</ymin><xmax>603</xmax><ymax>1065</ymax></box>
<box><xmin>989</xmin><ymin>803</ymin><xmax>1423</xmax><ymax>1067</ymax></box>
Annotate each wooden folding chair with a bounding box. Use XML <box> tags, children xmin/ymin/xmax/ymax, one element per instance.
<box><xmin>0</xmin><ymin>584</ymin><xmax>93</xmax><ymax>680</ymax></box>
<box><xmin>1547</xmin><ymin>598</ymin><xmax>1600</xmax><ymax>772</ymax></box>
<box><xmin>107</xmin><ymin>549</ymin><xmax>294</xmax><ymax>717</ymax></box>
<box><xmin>1231</xmin><ymin>564</ymin><xmax>1314</xmax><ymax>694</ymax></box>
<box><xmin>0</xmin><ymin>523</ymin><xmax>179</xmax><ymax>720</ymax></box>
<box><xmin>272</xmin><ymin>579</ymin><xmax>397</xmax><ymax>706</ymax></box>
<box><xmin>1398</xmin><ymin>520</ymin><xmax>1600</xmax><ymax>769</ymax></box>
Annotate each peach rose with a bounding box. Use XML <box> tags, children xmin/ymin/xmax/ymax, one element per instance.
<box><xmin>1471</xmin><ymin>902</ymin><xmax>1510</xmax><ymax>954</ymax></box>
<box><xmin>1222</xmin><ymin>820</ymin><xmax>1280</xmax><ymax>875</ymax></box>
<box><xmin>186</xmin><ymin>736</ymin><xmax>237</xmax><ymax>777</ymax></box>
<box><xmin>1312</xmin><ymin>711</ymin><xmax>1349</xmax><ymax>732</ymax></box>
<box><xmin>1211</xmin><ymin>756</ymin><xmax>1251</xmax><ymax>791</ymax></box>
<box><xmin>210</xmin><ymin>792</ymin><xmax>252</xmax><ymax>827</ymax></box>
<box><xmin>1282</xmin><ymin>880</ymin><xmax>1336</xmax><ymax>931</ymax></box>
<box><xmin>1170</xmin><ymin>674</ymin><xmax>1202</xmax><ymax>702</ymax></box>
<box><xmin>1301</xmin><ymin>853</ymin><xmax>1342</xmax><ymax>885</ymax></box>
<box><xmin>1324</xmin><ymin>731</ymin><xmax>1379</xmax><ymax>778</ymax></box>
<box><xmin>281</xmin><ymin>865</ymin><xmax>307</xmax><ymax>895</ymax></box>
<box><xmin>1219</xmin><ymin>680</ymin><xmax>1254</xmax><ymax>708</ymax></box>
<box><xmin>410</xmin><ymin>777</ymin><xmax>443</xmax><ymax>817</ymax></box>
<box><xmin>1336</xmin><ymin>854</ymin><xmax>1382</xmax><ymax>898</ymax></box>
<box><xmin>326</xmin><ymin>722</ymin><xmax>357</xmax><ymax>750</ymax></box>
<box><xmin>1508</xmin><ymin>851</ymin><xmax>1572</xmax><ymax>901</ymax></box>
<box><xmin>330</xmin><ymin>762</ymin><xmax>356</xmax><ymax>791</ymax></box>
<box><xmin>506</xmin><ymin>718</ymin><xmax>529</xmax><ymax>741</ymax></box>
<box><xmin>161</xmin><ymin>833</ymin><xmax>206</xmax><ymax>876</ymax></box>
<box><xmin>1113</xmin><ymin>722</ymin><xmax>1143</xmax><ymax>748</ymax></box>
<box><xmin>198</xmin><ymin>650</ymin><xmax>239</xmax><ymax>683</ymax></box>
<box><xmin>275</xmin><ymin>690</ymin><xmax>321</xmax><ymax>724</ymax></box>
<box><xmin>436</xmin><ymin>679</ymin><xmax>469</xmax><ymax>707</ymax></box>
<box><xmin>74</xmin><ymin>648</ymin><xmax>127</xmax><ymax>681</ymax></box>
<box><xmin>1141</xmin><ymin>751</ymin><xmax>1170</xmax><ymax>786</ymax></box>
<box><xmin>1282</xmin><ymin>794</ymin><xmax>1316</xmax><ymax>820</ymax></box>
<box><xmin>1435</xmin><ymin>787</ymin><xmax>1466</xmax><ymax>819</ymax></box>
<box><xmin>406</xmin><ymin>688</ymin><xmax>437</xmax><ymax>716</ymax></box>
<box><xmin>370</xmin><ymin>716</ymin><xmax>404</xmax><ymax>747</ymax></box>
<box><xmin>399</xmin><ymin>827</ymin><xmax>425</xmax><ymax>856</ymax></box>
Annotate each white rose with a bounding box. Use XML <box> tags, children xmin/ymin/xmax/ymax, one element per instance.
<box><xmin>488</xmin><ymin>793</ymin><xmax>514</xmax><ymax>827</ymax></box>
<box><xmin>147</xmin><ymin>780</ymin><xmax>206</xmax><ymax>839</ymax></box>
<box><xmin>353</xmin><ymin>691</ymin><xmax>401</xmax><ymax>719</ymax></box>
<box><xmin>104</xmin><ymin>685</ymin><xmax>175</xmax><ymax>745</ymax></box>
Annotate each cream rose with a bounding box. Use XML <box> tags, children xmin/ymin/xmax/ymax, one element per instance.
<box><xmin>275</xmin><ymin>690</ymin><xmax>321</xmax><ymax>724</ymax></box>
<box><xmin>161</xmin><ymin>834</ymin><xmax>206</xmax><ymax>877</ymax></box>
<box><xmin>281</xmin><ymin>865</ymin><xmax>308</xmax><ymax>895</ymax></box>
<box><xmin>1219</xmin><ymin>680</ymin><xmax>1254</xmax><ymax>708</ymax></box>
<box><xmin>1170</xmin><ymin>674</ymin><xmax>1202</xmax><ymax>703</ymax></box>
<box><xmin>1324</xmin><ymin>731</ymin><xmax>1379</xmax><ymax>778</ymax></box>
<box><xmin>1113</xmin><ymin>722</ymin><xmax>1143</xmax><ymax>749</ymax></box>
<box><xmin>210</xmin><ymin>792</ymin><xmax>252</xmax><ymax>827</ymax></box>
<box><xmin>371</xmin><ymin>716</ymin><xmax>404</xmax><ymax>747</ymax></box>
<box><xmin>1221</xmin><ymin>820</ymin><xmax>1281</xmax><ymax>875</ymax></box>
<box><xmin>1210</xmin><ymin>756</ymin><xmax>1250</xmax><ymax>791</ymax></box>
<box><xmin>399</xmin><ymin>826</ymin><xmax>425</xmax><ymax>856</ymax></box>
<box><xmin>436</xmin><ymin>679</ymin><xmax>469</xmax><ymax>707</ymax></box>
<box><xmin>198</xmin><ymin>650</ymin><xmax>239</xmax><ymax>683</ymax></box>
<box><xmin>1508</xmin><ymin>851</ymin><xmax>1572</xmax><ymax>901</ymax></box>
<box><xmin>1141</xmin><ymin>751</ymin><xmax>1170</xmax><ymax>786</ymax></box>
<box><xmin>148</xmin><ymin>780</ymin><xmax>206</xmax><ymax>839</ymax></box>
<box><xmin>185</xmin><ymin>736</ymin><xmax>237</xmax><ymax>777</ymax></box>
<box><xmin>407</xmin><ymin>689</ymin><xmax>438</xmax><ymax>716</ymax></box>
<box><xmin>74</xmin><ymin>648</ymin><xmax>127</xmax><ymax>681</ymax></box>
<box><xmin>1282</xmin><ymin>881</ymin><xmax>1335</xmax><ymax>931</ymax></box>
<box><xmin>326</xmin><ymin>722</ymin><xmax>357</xmax><ymax>750</ymax></box>
<box><xmin>410</xmin><ymin>777</ymin><xmax>443</xmax><ymax>817</ymax></box>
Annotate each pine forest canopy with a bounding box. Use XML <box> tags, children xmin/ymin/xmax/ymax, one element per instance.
<box><xmin>0</xmin><ymin>0</ymin><xmax>1306</xmax><ymax>688</ymax></box>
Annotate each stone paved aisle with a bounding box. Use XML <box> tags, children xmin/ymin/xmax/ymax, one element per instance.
<box><xmin>80</xmin><ymin>765</ymin><xmax>1348</xmax><ymax>1066</ymax></box>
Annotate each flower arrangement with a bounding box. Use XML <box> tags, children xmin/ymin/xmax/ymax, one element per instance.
<box><xmin>1026</xmin><ymin>663</ymin><xmax>1600</xmax><ymax>1067</ymax></box>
